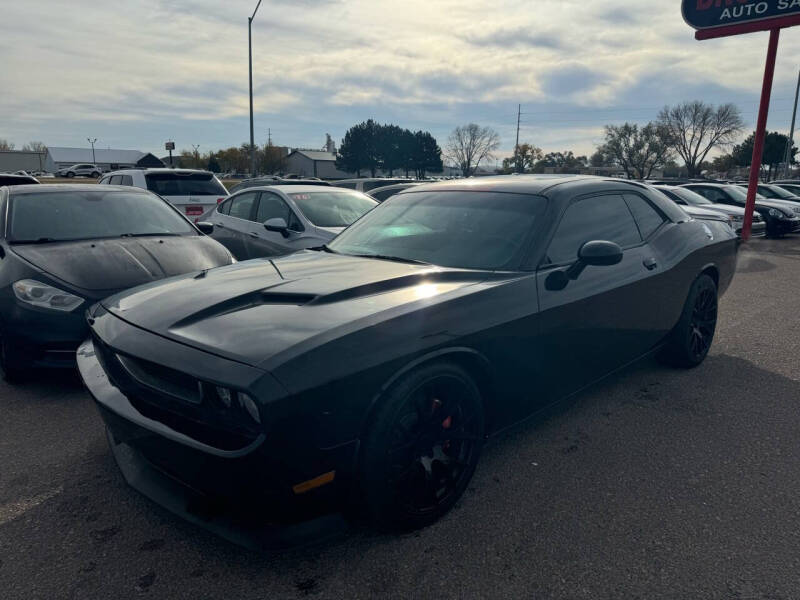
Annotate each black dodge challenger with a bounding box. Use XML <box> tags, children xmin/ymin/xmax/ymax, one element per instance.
<box><xmin>78</xmin><ymin>176</ymin><xmax>737</xmax><ymax>547</ymax></box>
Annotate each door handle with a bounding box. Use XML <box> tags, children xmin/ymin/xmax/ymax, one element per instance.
<box><xmin>249</xmin><ymin>232</ymin><xmax>259</xmax><ymax>238</ymax></box>
<box><xmin>643</xmin><ymin>257</ymin><xmax>657</xmax><ymax>270</ymax></box>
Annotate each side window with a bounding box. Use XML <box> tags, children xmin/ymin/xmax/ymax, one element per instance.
<box><xmin>545</xmin><ymin>194</ymin><xmax>642</xmax><ymax>265</ymax></box>
<box><xmin>256</xmin><ymin>193</ymin><xmax>291</xmax><ymax>224</ymax></box>
<box><xmin>109</xmin><ymin>175</ymin><xmax>123</xmax><ymax>185</ymax></box>
<box><xmin>624</xmin><ymin>194</ymin><xmax>666</xmax><ymax>239</ymax></box>
<box><xmin>227</xmin><ymin>192</ymin><xmax>258</xmax><ymax>220</ymax></box>
<box><xmin>693</xmin><ymin>187</ymin><xmax>723</xmax><ymax>202</ymax></box>
<box><xmin>120</xmin><ymin>175</ymin><xmax>133</xmax><ymax>186</ymax></box>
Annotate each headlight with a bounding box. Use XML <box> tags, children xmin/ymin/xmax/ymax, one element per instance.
<box><xmin>12</xmin><ymin>279</ymin><xmax>83</xmax><ymax>312</ymax></box>
<box><xmin>769</xmin><ymin>208</ymin><xmax>783</xmax><ymax>218</ymax></box>
<box><xmin>730</xmin><ymin>215</ymin><xmax>744</xmax><ymax>222</ymax></box>
<box><xmin>213</xmin><ymin>385</ymin><xmax>260</xmax><ymax>423</ymax></box>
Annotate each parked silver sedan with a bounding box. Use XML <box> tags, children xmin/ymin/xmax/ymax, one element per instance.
<box><xmin>203</xmin><ymin>185</ymin><xmax>378</xmax><ymax>259</ymax></box>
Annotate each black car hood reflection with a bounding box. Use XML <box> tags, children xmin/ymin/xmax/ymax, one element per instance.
<box><xmin>12</xmin><ymin>236</ymin><xmax>231</xmax><ymax>292</ymax></box>
<box><xmin>101</xmin><ymin>251</ymin><xmax>497</xmax><ymax>368</ymax></box>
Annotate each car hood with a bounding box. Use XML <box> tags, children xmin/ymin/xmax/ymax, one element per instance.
<box><xmin>100</xmin><ymin>251</ymin><xmax>495</xmax><ymax>368</ymax></box>
<box><xmin>701</xmin><ymin>204</ymin><xmax>745</xmax><ymax>217</ymax></box>
<box><xmin>12</xmin><ymin>236</ymin><xmax>232</xmax><ymax>294</ymax></box>
<box><xmin>754</xmin><ymin>198</ymin><xmax>800</xmax><ymax>214</ymax></box>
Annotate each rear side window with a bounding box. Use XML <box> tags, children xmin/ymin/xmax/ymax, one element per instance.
<box><xmin>623</xmin><ymin>194</ymin><xmax>666</xmax><ymax>239</ymax></box>
<box><xmin>227</xmin><ymin>192</ymin><xmax>257</xmax><ymax>220</ymax></box>
<box><xmin>371</xmin><ymin>187</ymin><xmax>400</xmax><ymax>202</ymax></box>
<box><xmin>145</xmin><ymin>172</ymin><xmax>227</xmax><ymax>196</ymax></box>
<box><xmin>109</xmin><ymin>175</ymin><xmax>123</xmax><ymax>185</ymax></box>
<box><xmin>546</xmin><ymin>194</ymin><xmax>641</xmax><ymax>265</ymax></box>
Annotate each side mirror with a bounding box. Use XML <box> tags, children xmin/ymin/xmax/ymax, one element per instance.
<box><xmin>264</xmin><ymin>217</ymin><xmax>289</xmax><ymax>238</ymax></box>
<box><xmin>196</xmin><ymin>221</ymin><xmax>214</xmax><ymax>235</ymax></box>
<box><xmin>578</xmin><ymin>240</ymin><xmax>623</xmax><ymax>267</ymax></box>
<box><xmin>547</xmin><ymin>240</ymin><xmax>623</xmax><ymax>290</ymax></box>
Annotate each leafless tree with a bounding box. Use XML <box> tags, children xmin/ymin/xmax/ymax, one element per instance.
<box><xmin>444</xmin><ymin>124</ymin><xmax>500</xmax><ymax>176</ymax></box>
<box><xmin>600</xmin><ymin>122</ymin><xmax>674</xmax><ymax>179</ymax></box>
<box><xmin>657</xmin><ymin>101</ymin><xmax>744</xmax><ymax>178</ymax></box>
<box><xmin>22</xmin><ymin>141</ymin><xmax>47</xmax><ymax>153</ymax></box>
<box><xmin>0</xmin><ymin>139</ymin><xmax>15</xmax><ymax>151</ymax></box>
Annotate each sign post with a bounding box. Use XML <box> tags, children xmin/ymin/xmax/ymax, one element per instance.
<box><xmin>682</xmin><ymin>0</ymin><xmax>800</xmax><ymax>240</ymax></box>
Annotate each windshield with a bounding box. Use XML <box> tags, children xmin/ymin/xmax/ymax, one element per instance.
<box><xmin>145</xmin><ymin>172</ymin><xmax>227</xmax><ymax>196</ymax></box>
<box><xmin>725</xmin><ymin>186</ymin><xmax>764</xmax><ymax>202</ymax></box>
<box><xmin>9</xmin><ymin>190</ymin><xmax>195</xmax><ymax>242</ymax></box>
<box><xmin>763</xmin><ymin>185</ymin><xmax>795</xmax><ymax>199</ymax></box>
<box><xmin>289</xmin><ymin>191</ymin><xmax>377</xmax><ymax>228</ymax></box>
<box><xmin>328</xmin><ymin>191</ymin><xmax>546</xmax><ymax>270</ymax></box>
<box><xmin>671</xmin><ymin>187</ymin><xmax>712</xmax><ymax>205</ymax></box>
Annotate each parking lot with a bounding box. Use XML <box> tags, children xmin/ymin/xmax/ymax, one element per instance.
<box><xmin>0</xmin><ymin>235</ymin><xmax>799</xmax><ymax>599</ymax></box>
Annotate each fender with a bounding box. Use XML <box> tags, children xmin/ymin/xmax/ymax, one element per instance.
<box><xmin>358</xmin><ymin>346</ymin><xmax>495</xmax><ymax>439</ymax></box>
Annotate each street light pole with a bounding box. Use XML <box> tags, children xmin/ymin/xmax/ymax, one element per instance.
<box><xmin>87</xmin><ymin>138</ymin><xmax>97</xmax><ymax>164</ymax></box>
<box><xmin>248</xmin><ymin>0</ymin><xmax>262</xmax><ymax>177</ymax></box>
<box><xmin>783</xmin><ymin>68</ymin><xmax>800</xmax><ymax>178</ymax></box>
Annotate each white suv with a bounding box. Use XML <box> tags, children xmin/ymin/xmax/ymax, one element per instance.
<box><xmin>99</xmin><ymin>168</ymin><xmax>229</xmax><ymax>220</ymax></box>
<box><xmin>57</xmin><ymin>164</ymin><xmax>102</xmax><ymax>178</ymax></box>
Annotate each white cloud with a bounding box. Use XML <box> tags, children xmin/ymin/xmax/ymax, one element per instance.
<box><xmin>2</xmin><ymin>0</ymin><xmax>799</xmax><ymax>156</ymax></box>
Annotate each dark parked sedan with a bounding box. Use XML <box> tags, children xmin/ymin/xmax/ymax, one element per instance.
<box><xmin>78</xmin><ymin>176</ymin><xmax>737</xmax><ymax>547</ymax></box>
<box><xmin>0</xmin><ymin>184</ymin><xmax>233</xmax><ymax>380</ymax></box>
<box><xmin>682</xmin><ymin>183</ymin><xmax>800</xmax><ymax>237</ymax></box>
<box><xmin>0</xmin><ymin>174</ymin><xmax>39</xmax><ymax>186</ymax></box>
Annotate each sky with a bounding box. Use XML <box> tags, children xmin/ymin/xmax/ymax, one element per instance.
<box><xmin>3</xmin><ymin>0</ymin><xmax>800</xmax><ymax>163</ymax></box>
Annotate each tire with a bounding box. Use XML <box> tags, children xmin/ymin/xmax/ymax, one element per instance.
<box><xmin>66</xmin><ymin>172</ymin><xmax>75</xmax><ymax>178</ymax></box>
<box><xmin>659</xmin><ymin>274</ymin><xmax>718</xmax><ymax>368</ymax></box>
<box><xmin>91</xmin><ymin>171</ymin><xmax>100</xmax><ymax>178</ymax></box>
<box><xmin>359</xmin><ymin>361</ymin><xmax>485</xmax><ymax>531</ymax></box>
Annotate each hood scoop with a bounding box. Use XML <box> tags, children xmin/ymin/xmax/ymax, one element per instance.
<box><xmin>171</xmin><ymin>289</ymin><xmax>318</xmax><ymax>330</ymax></box>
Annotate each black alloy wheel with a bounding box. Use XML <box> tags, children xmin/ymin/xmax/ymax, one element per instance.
<box><xmin>360</xmin><ymin>362</ymin><xmax>485</xmax><ymax>530</ymax></box>
<box><xmin>688</xmin><ymin>285</ymin><xmax>717</xmax><ymax>362</ymax></box>
<box><xmin>659</xmin><ymin>274</ymin><xmax>718</xmax><ymax>368</ymax></box>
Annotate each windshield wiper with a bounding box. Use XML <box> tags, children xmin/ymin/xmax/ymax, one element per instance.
<box><xmin>9</xmin><ymin>237</ymin><xmax>59</xmax><ymax>244</ymax></box>
<box><xmin>348</xmin><ymin>253</ymin><xmax>430</xmax><ymax>265</ymax></box>
<box><xmin>309</xmin><ymin>244</ymin><xmax>338</xmax><ymax>253</ymax></box>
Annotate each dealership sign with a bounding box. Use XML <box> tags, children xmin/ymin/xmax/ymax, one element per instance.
<box><xmin>683</xmin><ymin>0</ymin><xmax>800</xmax><ymax>30</ymax></box>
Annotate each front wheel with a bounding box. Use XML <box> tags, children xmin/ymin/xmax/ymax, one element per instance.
<box><xmin>65</xmin><ymin>171</ymin><xmax>75</xmax><ymax>178</ymax></box>
<box><xmin>658</xmin><ymin>274</ymin><xmax>718</xmax><ymax>368</ymax></box>
<box><xmin>359</xmin><ymin>361</ymin><xmax>485</xmax><ymax>531</ymax></box>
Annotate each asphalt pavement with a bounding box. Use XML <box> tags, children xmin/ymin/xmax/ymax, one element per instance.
<box><xmin>2</xmin><ymin>236</ymin><xmax>800</xmax><ymax>599</ymax></box>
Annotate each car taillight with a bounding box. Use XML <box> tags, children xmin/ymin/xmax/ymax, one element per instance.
<box><xmin>217</xmin><ymin>197</ymin><xmax>225</xmax><ymax>204</ymax></box>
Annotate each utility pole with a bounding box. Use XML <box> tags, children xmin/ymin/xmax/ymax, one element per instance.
<box><xmin>267</xmin><ymin>128</ymin><xmax>272</xmax><ymax>146</ymax></box>
<box><xmin>248</xmin><ymin>0</ymin><xmax>262</xmax><ymax>178</ymax></box>
<box><xmin>783</xmin><ymin>68</ymin><xmax>800</xmax><ymax>179</ymax></box>
<box><xmin>87</xmin><ymin>138</ymin><xmax>97</xmax><ymax>164</ymax></box>
<box><xmin>192</xmin><ymin>144</ymin><xmax>200</xmax><ymax>169</ymax></box>
<box><xmin>515</xmin><ymin>104</ymin><xmax>521</xmax><ymax>173</ymax></box>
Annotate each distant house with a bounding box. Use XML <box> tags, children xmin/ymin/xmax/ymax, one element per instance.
<box><xmin>44</xmin><ymin>147</ymin><xmax>164</xmax><ymax>172</ymax></box>
<box><xmin>285</xmin><ymin>150</ymin><xmax>353</xmax><ymax>179</ymax></box>
<box><xmin>0</xmin><ymin>150</ymin><xmax>47</xmax><ymax>173</ymax></box>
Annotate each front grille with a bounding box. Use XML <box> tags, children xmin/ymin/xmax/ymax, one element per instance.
<box><xmin>92</xmin><ymin>334</ymin><xmax>261</xmax><ymax>451</ymax></box>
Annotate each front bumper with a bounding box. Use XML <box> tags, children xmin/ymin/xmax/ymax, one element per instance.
<box><xmin>737</xmin><ymin>220</ymin><xmax>766</xmax><ymax>238</ymax></box>
<box><xmin>2</xmin><ymin>303</ymin><xmax>87</xmax><ymax>367</ymax></box>
<box><xmin>77</xmin><ymin>336</ymin><xmax>356</xmax><ymax>550</ymax></box>
<box><xmin>775</xmin><ymin>217</ymin><xmax>800</xmax><ymax>234</ymax></box>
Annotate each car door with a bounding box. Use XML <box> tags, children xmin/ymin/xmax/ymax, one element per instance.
<box><xmin>535</xmin><ymin>192</ymin><xmax>664</xmax><ymax>401</ymax></box>
<box><xmin>210</xmin><ymin>191</ymin><xmax>259</xmax><ymax>259</ymax></box>
<box><xmin>247</xmin><ymin>192</ymin><xmax>307</xmax><ymax>258</ymax></box>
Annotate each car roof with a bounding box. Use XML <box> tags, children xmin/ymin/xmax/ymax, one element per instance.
<box><xmin>396</xmin><ymin>174</ymin><xmax>628</xmax><ymax>196</ymax></box>
<box><xmin>7</xmin><ymin>184</ymin><xmax>149</xmax><ymax>195</ymax></box>
<box><xmin>108</xmin><ymin>168</ymin><xmax>213</xmax><ymax>175</ymax></box>
<box><xmin>241</xmin><ymin>184</ymin><xmax>363</xmax><ymax>194</ymax></box>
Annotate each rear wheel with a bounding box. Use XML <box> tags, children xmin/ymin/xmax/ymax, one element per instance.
<box><xmin>65</xmin><ymin>171</ymin><xmax>75</xmax><ymax>178</ymax></box>
<box><xmin>659</xmin><ymin>274</ymin><xmax>718</xmax><ymax>368</ymax></box>
<box><xmin>91</xmin><ymin>171</ymin><xmax>100</xmax><ymax>178</ymax></box>
<box><xmin>359</xmin><ymin>362</ymin><xmax>485</xmax><ymax>531</ymax></box>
